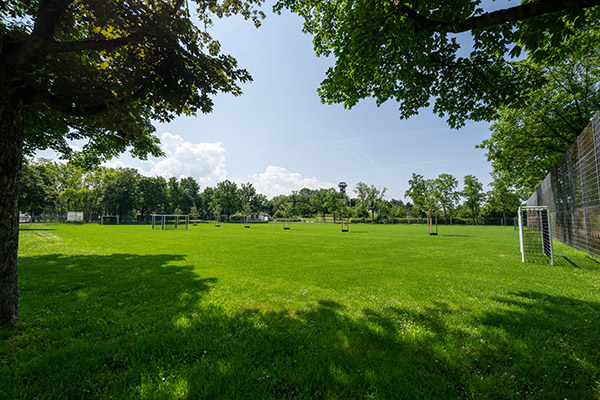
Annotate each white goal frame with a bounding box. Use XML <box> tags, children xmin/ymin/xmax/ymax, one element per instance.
<box><xmin>100</xmin><ymin>215</ymin><xmax>119</xmax><ymax>225</ymax></box>
<box><xmin>518</xmin><ymin>206</ymin><xmax>554</xmax><ymax>265</ymax></box>
<box><xmin>151</xmin><ymin>214</ymin><xmax>189</xmax><ymax>230</ymax></box>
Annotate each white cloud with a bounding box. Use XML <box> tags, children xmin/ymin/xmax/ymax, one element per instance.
<box><xmin>251</xmin><ymin>166</ymin><xmax>334</xmax><ymax>198</ymax></box>
<box><xmin>102</xmin><ymin>159</ymin><xmax>127</xmax><ymax>169</ymax></box>
<box><xmin>141</xmin><ymin>132</ymin><xmax>227</xmax><ymax>187</ymax></box>
<box><xmin>68</xmin><ymin>143</ymin><xmax>83</xmax><ymax>152</ymax></box>
<box><xmin>99</xmin><ymin>133</ymin><xmax>333</xmax><ymax>197</ymax></box>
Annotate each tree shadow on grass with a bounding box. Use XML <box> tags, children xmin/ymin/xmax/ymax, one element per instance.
<box><xmin>2</xmin><ymin>253</ymin><xmax>216</xmax><ymax>398</ymax></box>
<box><xmin>476</xmin><ymin>291</ymin><xmax>600</xmax><ymax>398</ymax></box>
<box><xmin>178</xmin><ymin>294</ymin><xmax>600</xmax><ymax>399</ymax></box>
<box><xmin>553</xmin><ymin>254</ymin><xmax>600</xmax><ymax>271</ymax></box>
<box><xmin>2</xmin><ymin>255</ymin><xmax>600</xmax><ymax>399</ymax></box>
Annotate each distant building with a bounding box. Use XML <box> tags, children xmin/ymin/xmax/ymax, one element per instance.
<box><xmin>257</xmin><ymin>214</ymin><xmax>272</xmax><ymax>222</ymax></box>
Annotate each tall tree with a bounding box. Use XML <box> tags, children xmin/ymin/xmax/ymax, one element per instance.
<box><xmin>310</xmin><ymin>189</ymin><xmax>329</xmax><ymax>220</ymax></box>
<box><xmin>251</xmin><ymin>193</ymin><xmax>268</xmax><ymax>215</ymax></box>
<box><xmin>199</xmin><ymin>186</ymin><xmax>215</xmax><ymax>218</ymax></box>
<box><xmin>59</xmin><ymin>187</ymin><xmax>87</xmax><ymax>213</ymax></box>
<box><xmin>404</xmin><ymin>173</ymin><xmax>427</xmax><ymax>219</ymax></box>
<box><xmin>99</xmin><ymin>168</ymin><xmax>139</xmax><ymax>218</ymax></box>
<box><xmin>19</xmin><ymin>159</ymin><xmax>59</xmax><ymax>217</ymax></box>
<box><xmin>275</xmin><ymin>0</ymin><xmax>600</xmax><ymax>127</ymax></box>
<box><xmin>463</xmin><ymin>175</ymin><xmax>486</xmax><ymax>225</ymax></box>
<box><xmin>353</xmin><ymin>182</ymin><xmax>370</xmax><ymax>221</ymax></box>
<box><xmin>137</xmin><ymin>176</ymin><xmax>168</xmax><ymax>217</ymax></box>
<box><xmin>213</xmin><ymin>180</ymin><xmax>239</xmax><ymax>221</ymax></box>
<box><xmin>483</xmin><ymin>175</ymin><xmax>522</xmax><ymax>224</ymax></box>
<box><xmin>179</xmin><ymin>177</ymin><xmax>201</xmax><ymax>214</ymax></box>
<box><xmin>167</xmin><ymin>177</ymin><xmax>183</xmax><ymax>214</ymax></box>
<box><xmin>435</xmin><ymin>173</ymin><xmax>460</xmax><ymax>221</ymax></box>
<box><xmin>268</xmin><ymin>194</ymin><xmax>288</xmax><ymax>217</ymax></box>
<box><xmin>239</xmin><ymin>182</ymin><xmax>257</xmax><ymax>214</ymax></box>
<box><xmin>0</xmin><ymin>0</ymin><xmax>264</xmax><ymax>326</ymax></box>
<box><xmin>82</xmin><ymin>168</ymin><xmax>106</xmax><ymax>219</ymax></box>
<box><xmin>324</xmin><ymin>188</ymin><xmax>342</xmax><ymax>222</ymax></box>
<box><xmin>406</xmin><ymin>175</ymin><xmax>439</xmax><ymax>221</ymax></box>
<box><xmin>423</xmin><ymin>180</ymin><xmax>440</xmax><ymax>219</ymax></box>
<box><xmin>365</xmin><ymin>185</ymin><xmax>387</xmax><ymax>222</ymax></box>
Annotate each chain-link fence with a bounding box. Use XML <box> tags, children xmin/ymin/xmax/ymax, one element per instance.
<box><xmin>526</xmin><ymin>114</ymin><xmax>600</xmax><ymax>257</ymax></box>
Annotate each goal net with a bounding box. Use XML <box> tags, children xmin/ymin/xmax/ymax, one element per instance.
<box><xmin>518</xmin><ymin>206</ymin><xmax>554</xmax><ymax>265</ymax></box>
<box><xmin>152</xmin><ymin>214</ymin><xmax>189</xmax><ymax>230</ymax></box>
<box><xmin>100</xmin><ymin>215</ymin><xmax>119</xmax><ymax>225</ymax></box>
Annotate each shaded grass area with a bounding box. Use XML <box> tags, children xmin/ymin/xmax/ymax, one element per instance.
<box><xmin>2</xmin><ymin>223</ymin><xmax>600</xmax><ymax>399</ymax></box>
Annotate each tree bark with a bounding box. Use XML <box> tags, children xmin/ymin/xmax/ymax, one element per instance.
<box><xmin>0</xmin><ymin>94</ymin><xmax>26</xmax><ymax>327</ymax></box>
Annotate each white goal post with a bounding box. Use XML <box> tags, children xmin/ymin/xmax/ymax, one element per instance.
<box><xmin>518</xmin><ymin>206</ymin><xmax>554</xmax><ymax>265</ymax></box>
<box><xmin>151</xmin><ymin>214</ymin><xmax>189</xmax><ymax>230</ymax></box>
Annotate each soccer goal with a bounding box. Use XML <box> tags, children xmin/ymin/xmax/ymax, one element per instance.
<box><xmin>100</xmin><ymin>215</ymin><xmax>119</xmax><ymax>225</ymax></box>
<box><xmin>283</xmin><ymin>218</ymin><xmax>291</xmax><ymax>230</ymax></box>
<box><xmin>151</xmin><ymin>214</ymin><xmax>189</xmax><ymax>230</ymax></box>
<box><xmin>518</xmin><ymin>206</ymin><xmax>553</xmax><ymax>265</ymax></box>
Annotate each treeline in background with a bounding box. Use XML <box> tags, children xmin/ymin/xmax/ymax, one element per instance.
<box><xmin>20</xmin><ymin>158</ymin><xmax>521</xmax><ymax>225</ymax></box>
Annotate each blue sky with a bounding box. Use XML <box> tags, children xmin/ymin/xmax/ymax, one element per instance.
<box><xmin>40</xmin><ymin>1</ymin><xmax>510</xmax><ymax>201</ymax></box>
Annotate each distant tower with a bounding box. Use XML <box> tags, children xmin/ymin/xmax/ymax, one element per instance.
<box><xmin>338</xmin><ymin>181</ymin><xmax>347</xmax><ymax>196</ymax></box>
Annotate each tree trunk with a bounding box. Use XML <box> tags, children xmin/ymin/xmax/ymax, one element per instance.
<box><xmin>0</xmin><ymin>96</ymin><xmax>26</xmax><ymax>327</ymax></box>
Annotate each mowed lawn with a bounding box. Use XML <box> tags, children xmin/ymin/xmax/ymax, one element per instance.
<box><xmin>2</xmin><ymin>222</ymin><xmax>600</xmax><ymax>399</ymax></box>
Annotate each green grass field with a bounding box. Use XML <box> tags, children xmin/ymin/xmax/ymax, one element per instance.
<box><xmin>2</xmin><ymin>222</ymin><xmax>600</xmax><ymax>399</ymax></box>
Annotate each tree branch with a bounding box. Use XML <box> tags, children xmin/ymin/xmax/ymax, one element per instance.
<box><xmin>36</xmin><ymin>0</ymin><xmax>187</xmax><ymax>55</ymax></box>
<box><xmin>35</xmin><ymin>86</ymin><xmax>146</xmax><ymax>118</ymax></box>
<box><xmin>46</xmin><ymin>32</ymin><xmax>142</xmax><ymax>53</ymax></box>
<box><xmin>31</xmin><ymin>0</ymin><xmax>74</xmax><ymax>39</ymax></box>
<box><xmin>397</xmin><ymin>0</ymin><xmax>600</xmax><ymax>33</ymax></box>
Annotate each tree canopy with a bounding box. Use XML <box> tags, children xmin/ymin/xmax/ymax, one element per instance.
<box><xmin>463</xmin><ymin>175</ymin><xmax>486</xmax><ymax>224</ymax></box>
<box><xmin>2</xmin><ymin>0</ymin><xmax>264</xmax><ymax>165</ymax></box>
<box><xmin>478</xmin><ymin>27</ymin><xmax>600</xmax><ymax>194</ymax></box>
<box><xmin>274</xmin><ymin>0</ymin><xmax>600</xmax><ymax>127</ymax></box>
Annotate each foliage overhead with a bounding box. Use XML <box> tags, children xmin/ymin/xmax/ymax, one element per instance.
<box><xmin>478</xmin><ymin>28</ymin><xmax>600</xmax><ymax>195</ymax></box>
<box><xmin>1</xmin><ymin>0</ymin><xmax>265</xmax><ymax>166</ymax></box>
<box><xmin>274</xmin><ymin>0</ymin><xmax>600</xmax><ymax>127</ymax></box>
